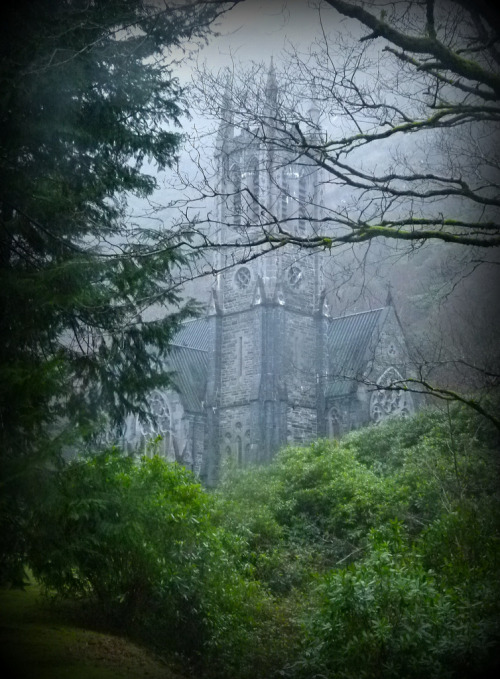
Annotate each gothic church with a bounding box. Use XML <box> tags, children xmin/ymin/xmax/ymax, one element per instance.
<box><xmin>124</xmin><ymin>64</ymin><xmax>414</xmax><ymax>484</ymax></box>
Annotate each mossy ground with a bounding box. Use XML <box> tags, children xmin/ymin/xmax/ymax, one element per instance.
<box><xmin>0</xmin><ymin>584</ymin><xmax>188</xmax><ymax>679</ymax></box>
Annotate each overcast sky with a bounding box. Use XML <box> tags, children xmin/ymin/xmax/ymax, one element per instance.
<box><xmin>192</xmin><ymin>0</ymin><xmax>331</xmax><ymax>70</ymax></box>
<box><xmin>130</xmin><ymin>1</ymin><xmax>352</xmax><ymax>208</ymax></box>
<box><xmin>135</xmin><ymin>0</ymin><xmax>500</xmax><ymax>327</ymax></box>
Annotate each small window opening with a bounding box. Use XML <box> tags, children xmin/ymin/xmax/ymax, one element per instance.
<box><xmin>238</xmin><ymin>336</ymin><xmax>243</xmax><ymax>377</ymax></box>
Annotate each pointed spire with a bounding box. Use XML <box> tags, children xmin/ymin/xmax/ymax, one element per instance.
<box><xmin>265</xmin><ymin>57</ymin><xmax>278</xmax><ymax>108</ymax></box>
<box><xmin>308</xmin><ymin>77</ymin><xmax>320</xmax><ymax>125</ymax></box>
<box><xmin>222</xmin><ymin>75</ymin><xmax>232</xmax><ymax>112</ymax></box>
<box><xmin>216</xmin><ymin>75</ymin><xmax>234</xmax><ymax>154</ymax></box>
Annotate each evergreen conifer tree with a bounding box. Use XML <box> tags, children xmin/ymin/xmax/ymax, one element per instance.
<box><xmin>0</xmin><ymin>0</ymin><xmax>234</xmax><ymax>582</ymax></box>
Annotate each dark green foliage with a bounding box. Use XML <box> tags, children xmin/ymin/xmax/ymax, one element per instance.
<box><xmin>0</xmin><ymin>0</ymin><xmax>230</xmax><ymax>583</ymax></box>
<box><xmin>28</xmin><ymin>449</ymin><xmax>298</xmax><ymax>677</ymax></box>
<box><xmin>0</xmin><ymin>0</ymin><xmax>225</xmax><ymax>441</ymax></box>
<box><xmin>215</xmin><ymin>439</ymin><xmax>409</xmax><ymax>591</ymax></box>
<box><xmin>214</xmin><ymin>407</ymin><xmax>500</xmax><ymax>678</ymax></box>
<box><xmin>23</xmin><ymin>408</ymin><xmax>500</xmax><ymax>678</ymax></box>
<box><xmin>29</xmin><ymin>451</ymin><xmax>213</xmax><ymax>651</ymax></box>
<box><xmin>297</xmin><ymin>524</ymin><xmax>498</xmax><ymax>679</ymax></box>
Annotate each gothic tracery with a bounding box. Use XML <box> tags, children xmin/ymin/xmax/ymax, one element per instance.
<box><xmin>369</xmin><ymin>367</ymin><xmax>414</xmax><ymax>424</ymax></box>
<box><xmin>139</xmin><ymin>390</ymin><xmax>172</xmax><ymax>438</ymax></box>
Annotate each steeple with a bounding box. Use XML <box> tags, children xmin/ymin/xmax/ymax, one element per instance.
<box><xmin>308</xmin><ymin>78</ymin><xmax>320</xmax><ymax>125</ymax></box>
<box><xmin>215</xmin><ymin>77</ymin><xmax>234</xmax><ymax>155</ymax></box>
<box><xmin>264</xmin><ymin>57</ymin><xmax>278</xmax><ymax>113</ymax></box>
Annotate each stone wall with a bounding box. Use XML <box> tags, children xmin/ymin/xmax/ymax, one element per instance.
<box><xmin>219</xmin><ymin>306</ymin><xmax>262</xmax><ymax>407</ymax></box>
<box><xmin>218</xmin><ymin>404</ymin><xmax>255</xmax><ymax>466</ymax></box>
<box><xmin>286</xmin><ymin>404</ymin><xmax>318</xmax><ymax>444</ymax></box>
<box><xmin>283</xmin><ymin>309</ymin><xmax>318</xmax><ymax>408</ymax></box>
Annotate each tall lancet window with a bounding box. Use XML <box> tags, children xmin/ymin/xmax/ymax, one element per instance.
<box><xmin>138</xmin><ymin>390</ymin><xmax>172</xmax><ymax>458</ymax></box>
<box><xmin>281</xmin><ymin>167</ymin><xmax>289</xmax><ymax>222</ymax></box>
<box><xmin>237</xmin><ymin>335</ymin><xmax>244</xmax><ymax>377</ymax></box>
<box><xmin>248</xmin><ymin>157</ymin><xmax>260</xmax><ymax>224</ymax></box>
<box><xmin>230</xmin><ymin>162</ymin><xmax>242</xmax><ymax>226</ymax></box>
<box><xmin>282</xmin><ymin>164</ymin><xmax>300</xmax><ymax>230</ymax></box>
<box><xmin>327</xmin><ymin>406</ymin><xmax>342</xmax><ymax>439</ymax></box>
<box><xmin>298</xmin><ymin>170</ymin><xmax>307</xmax><ymax>233</ymax></box>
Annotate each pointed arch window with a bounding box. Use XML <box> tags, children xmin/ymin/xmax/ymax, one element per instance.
<box><xmin>327</xmin><ymin>406</ymin><xmax>342</xmax><ymax>439</ymax></box>
<box><xmin>248</xmin><ymin>156</ymin><xmax>260</xmax><ymax>224</ymax></box>
<box><xmin>291</xmin><ymin>333</ymin><xmax>301</xmax><ymax>371</ymax></box>
<box><xmin>230</xmin><ymin>162</ymin><xmax>242</xmax><ymax>226</ymax></box>
<box><xmin>222</xmin><ymin>153</ymin><xmax>229</xmax><ymax>183</ymax></box>
<box><xmin>237</xmin><ymin>335</ymin><xmax>244</xmax><ymax>378</ymax></box>
<box><xmin>236</xmin><ymin>436</ymin><xmax>243</xmax><ymax>466</ymax></box>
<box><xmin>287</xmin><ymin>265</ymin><xmax>303</xmax><ymax>289</ymax></box>
<box><xmin>370</xmin><ymin>367</ymin><xmax>414</xmax><ymax>424</ymax></box>
<box><xmin>298</xmin><ymin>170</ymin><xmax>307</xmax><ymax>233</ymax></box>
<box><xmin>282</xmin><ymin>164</ymin><xmax>300</xmax><ymax>226</ymax></box>
<box><xmin>138</xmin><ymin>390</ymin><xmax>172</xmax><ymax>458</ymax></box>
<box><xmin>139</xmin><ymin>390</ymin><xmax>171</xmax><ymax>438</ymax></box>
<box><xmin>281</xmin><ymin>166</ymin><xmax>290</xmax><ymax>221</ymax></box>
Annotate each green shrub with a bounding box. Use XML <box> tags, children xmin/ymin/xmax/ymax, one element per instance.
<box><xmin>26</xmin><ymin>448</ymin><xmax>299</xmax><ymax>678</ymax></box>
<box><xmin>215</xmin><ymin>439</ymin><xmax>410</xmax><ymax>591</ymax></box>
<box><xmin>342</xmin><ymin>410</ymin><xmax>444</xmax><ymax>474</ymax></box>
<box><xmin>294</xmin><ymin>523</ymin><xmax>499</xmax><ymax>679</ymax></box>
<box><xmin>28</xmin><ymin>451</ymin><xmax>213</xmax><ymax>651</ymax></box>
<box><xmin>418</xmin><ymin>500</ymin><xmax>500</xmax><ymax>588</ymax></box>
<box><xmin>214</xmin><ymin>408</ymin><xmax>500</xmax><ymax>678</ymax></box>
<box><xmin>23</xmin><ymin>407</ymin><xmax>500</xmax><ymax>679</ymax></box>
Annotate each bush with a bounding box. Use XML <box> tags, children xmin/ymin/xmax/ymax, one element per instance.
<box><xmin>26</xmin><ymin>448</ymin><xmax>299</xmax><ymax>678</ymax></box>
<box><xmin>214</xmin><ymin>408</ymin><xmax>500</xmax><ymax>678</ymax></box>
<box><xmin>23</xmin><ymin>407</ymin><xmax>500</xmax><ymax>679</ymax></box>
<box><xmin>293</xmin><ymin>523</ymin><xmax>499</xmax><ymax>679</ymax></box>
<box><xmin>215</xmin><ymin>439</ymin><xmax>410</xmax><ymax>591</ymax></box>
<box><xmin>28</xmin><ymin>451</ymin><xmax>211</xmax><ymax>650</ymax></box>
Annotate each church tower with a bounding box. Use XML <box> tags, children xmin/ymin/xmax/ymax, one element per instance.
<box><xmin>205</xmin><ymin>62</ymin><xmax>327</xmax><ymax>481</ymax></box>
<box><xmin>122</xmin><ymin>65</ymin><xmax>415</xmax><ymax>483</ymax></box>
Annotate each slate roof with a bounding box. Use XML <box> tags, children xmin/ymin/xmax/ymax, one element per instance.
<box><xmin>166</xmin><ymin>308</ymin><xmax>389</xmax><ymax>410</ymax></box>
<box><xmin>167</xmin><ymin>318</ymin><xmax>211</xmax><ymax>412</ymax></box>
<box><xmin>171</xmin><ymin>317</ymin><xmax>211</xmax><ymax>352</ymax></box>
<box><xmin>168</xmin><ymin>346</ymin><xmax>208</xmax><ymax>412</ymax></box>
<box><xmin>326</xmin><ymin>307</ymin><xmax>386</xmax><ymax>398</ymax></box>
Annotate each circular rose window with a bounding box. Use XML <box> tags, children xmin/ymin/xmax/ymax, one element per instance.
<box><xmin>235</xmin><ymin>266</ymin><xmax>251</xmax><ymax>289</ymax></box>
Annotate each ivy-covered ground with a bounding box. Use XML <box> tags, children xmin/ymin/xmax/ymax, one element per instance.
<box><xmin>9</xmin><ymin>405</ymin><xmax>500</xmax><ymax>679</ymax></box>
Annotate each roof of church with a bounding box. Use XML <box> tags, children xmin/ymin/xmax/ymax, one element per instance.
<box><xmin>167</xmin><ymin>318</ymin><xmax>211</xmax><ymax>413</ymax></box>
<box><xmin>171</xmin><ymin>317</ymin><xmax>211</xmax><ymax>352</ymax></box>
<box><xmin>168</xmin><ymin>345</ymin><xmax>208</xmax><ymax>412</ymax></box>
<box><xmin>166</xmin><ymin>307</ymin><xmax>390</xmax><ymax>409</ymax></box>
<box><xmin>326</xmin><ymin>307</ymin><xmax>387</xmax><ymax>398</ymax></box>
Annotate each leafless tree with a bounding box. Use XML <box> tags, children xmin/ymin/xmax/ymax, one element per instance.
<box><xmin>186</xmin><ymin>0</ymin><xmax>498</xmax><ymax>247</ymax></box>
<box><xmin>173</xmin><ymin>0</ymin><xmax>500</xmax><ymax>427</ymax></box>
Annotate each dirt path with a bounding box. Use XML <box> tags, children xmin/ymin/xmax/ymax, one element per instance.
<box><xmin>0</xmin><ymin>586</ymin><xmax>190</xmax><ymax>679</ymax></box>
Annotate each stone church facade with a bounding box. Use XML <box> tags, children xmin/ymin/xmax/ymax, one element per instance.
<box><xmin>124</xmin><ymin>64</ymin><xmax>415</xmax><ymax>484</ymax></box>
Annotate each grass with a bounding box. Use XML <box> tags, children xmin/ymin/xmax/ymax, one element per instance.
<box><xmin>0</xmin><ymin>583</ymin><xmax>189</xmax><ymax>679</ymax></box>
